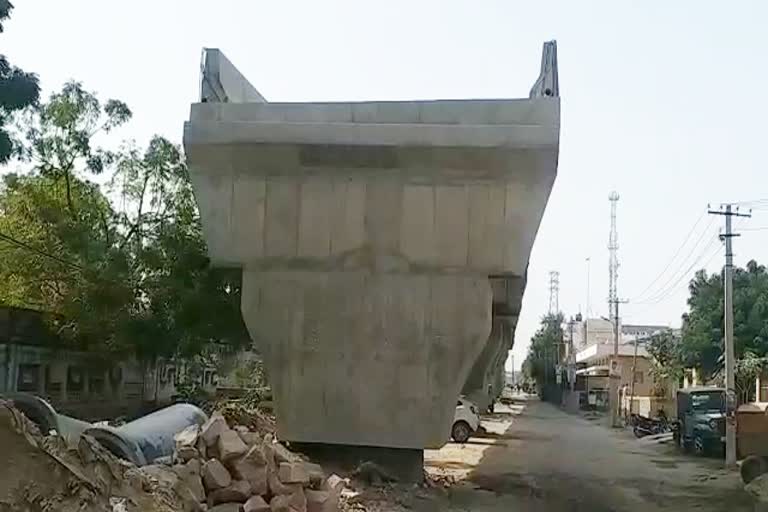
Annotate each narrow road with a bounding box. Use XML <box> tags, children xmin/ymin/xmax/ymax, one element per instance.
<box><xmin>421</xmin><ymin>395</ymin><xmax>753</xmax><ymax>511</ymax></box>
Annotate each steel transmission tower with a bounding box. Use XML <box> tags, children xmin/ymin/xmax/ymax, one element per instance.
<box><xmin>548</xmin><ymin>271</ymin><xmax>560</xmax><ymax>314</ymax></box>
<box><xmin>608</xmin><ymin>192</ymin><xmax>620</xmax><ymax>309</ymax></box>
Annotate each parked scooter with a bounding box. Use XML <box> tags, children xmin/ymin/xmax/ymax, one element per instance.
<box><xmin>631</xmin><ymin>410</ymin><xmax>670</xmax><ymax>438</ymax></box>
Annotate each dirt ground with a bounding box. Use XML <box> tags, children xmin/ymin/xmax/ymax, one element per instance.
<box><xmin>408</xmin><ymin>394</ymin><xmax>753</xmax><ymax>511</ymax></box>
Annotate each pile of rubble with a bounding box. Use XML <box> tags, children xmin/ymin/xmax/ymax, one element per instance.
<box><xmin>150</xmin><ymin>411</ymin><xmax>345</xmax><ymax>512</ymax></box>
<box><xmin>0</xmin><ymin>399</ymin><xmax>182</xmax><ymax>512</ymax></box>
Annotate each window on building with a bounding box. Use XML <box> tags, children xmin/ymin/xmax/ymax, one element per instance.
<box><xmin>760</xmin><ymin>371</ymin><xmax>768</xmax><ymax>402</ymax></box>
<box><xmin>17</xmin><ymin>364</ymin><xmax>40</xmax><ymax>392</ymax></box>
<box><xmin>67</xmin><ymin>366</ymin><xmax>84</xmax><ymax>392</ymax></box>
<box><xmin>634</xmin><ymin>371</ymin><xmax>644</xmax><ymax>384</ymax></box>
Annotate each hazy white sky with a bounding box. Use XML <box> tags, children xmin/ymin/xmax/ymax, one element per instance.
<box><xmin>4</xmin><ymin>1</ymin><xmax>768</xmax><ymax>370</ymax></box>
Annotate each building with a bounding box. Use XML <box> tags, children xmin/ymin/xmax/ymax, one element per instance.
<box><xmin>0</xmin><ymin>305</ymin><xmax>234</xmax><ymax>419</ymax></box>
<box><xmin>570</xmin><ymin>318</ymin><xmax>676</xmax><ymax>416</ymax></box>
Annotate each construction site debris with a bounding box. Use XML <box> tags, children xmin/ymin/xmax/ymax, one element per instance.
<box><xmin>1</xmin><ymin>397</ymin><xmax>339</xmax><ymax>512</ymax></box>
<box><xmin>244</xmin><ymin>494</ymin><xmax>271</xmax><ymax>512</ymax></box>
<box><xmin>203</xmin><ymin>459</ymin><xmax>233</xmax><ymax>491</ymax></box>
<box><xmin>218</xmin><ymin>430</ymin><xmax>249</xmax><ymax>461</ymax></box>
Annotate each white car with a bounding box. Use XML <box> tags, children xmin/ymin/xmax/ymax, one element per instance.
<box><xmin>451</xmin><ymin>397</ymin><xmax>481</xmax><ymax>443</ymax></box>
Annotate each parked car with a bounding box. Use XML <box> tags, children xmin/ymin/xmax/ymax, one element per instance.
<box><xmin>452</xmin><ymin>397</ymin><xmax>480</xmax><ymax>443</ymax></box>
<box><xmin>673</xmin><ymin>387</ymin><xmax>726</xmax><ymax>456</ymax></box>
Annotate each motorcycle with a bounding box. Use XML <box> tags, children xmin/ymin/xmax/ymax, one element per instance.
<box><xmin>631</xmin><ymin>411</ymin><xmax>670</xmax><ymax>438</ymax></box>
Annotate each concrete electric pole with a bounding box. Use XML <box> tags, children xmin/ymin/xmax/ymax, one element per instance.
<box><xmin>709</xmin><ymin>203</ymin><xmax>751</xmax><ymax>467</ymax></box>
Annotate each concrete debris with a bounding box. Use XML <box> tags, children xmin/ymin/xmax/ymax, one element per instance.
<box><xmin>203</xmin><ymin>459</ymin><xmax>233</xmax><ymax>491</ymax></box>
<box><xmin>0</xmin><ymin>398</ymin><xmax>338</xmax><ymax>512</ymax></box>
<box><xmin>176</xmin><ymin>424</ymin><xmax>201</xmax><ymax>448</ymax></box>
<box><xmin>209</xmin><ymin>504</ymin><xmax>243</xmax><ymax>512</ymax></box>
<box><xmin>230</xmin><ymin>456</ymin><xmax>268</xmax><ymax>495</ymax></box>
<box><xmin>279</xmin><ymin>462</ymin><xmax>310</xmax><ymax>484</ymax></box>
<box><xmin>324</xmin><ymin>475</ymin><xmax>346</xmax><ymax>493</ymax></box>
<box><xmin>270</xmin><ymin>487</ymin><xmax>307</xmax><ymax>512</ymax></box>
<box><xmin>178</xmin><ymin>446</ymin><xmax>201</xmax><ymax>461</ymax></box>
<box><xmin>201</xmin><ymin>412</ymin><xmax>229</xmax><ymax>446</ymax></box>
<box><xmin>273</xmin><ymin>442</ymin><xmax>303</xmax><ymax>464</ymax></box>
<box><xmin>352</xmin><ymin>462</ymin><xmax>398</xmax><ymax>486</ymax></box>
<box><xmin>207</xmin><ymin>479</ymin><xmax>252</xmax><ymax>506</ymax></box>
<box><xmin>244</xmin><ymin>494</ymin><xmax>271</xmax><ymax>512</ymax></box>
<box><xmin>0</xmin><ymin>398</ymin><xmax>184</xmax><ymax>511</ymax></box>
<box><xmin>165</xmin><ymin>410</ymin><xmax>340</xmax><ymax>512</ymax></box>
<box><xmin>746</xmin><ymin>473</ymin><xmax>768</xmax><ymax>503</ymax></box>
<box><xmin>219</xmin><ymin>429</ymin><xmax>249</xmax><ymax>461</ymax></box>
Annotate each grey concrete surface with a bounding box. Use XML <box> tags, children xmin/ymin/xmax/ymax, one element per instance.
<box><xmin>184</xmin><ymin>43</ymin><xmax>560</xmax><ymax>452</ymax></box>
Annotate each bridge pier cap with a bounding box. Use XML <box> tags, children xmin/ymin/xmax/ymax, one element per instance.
<box><xmin>184</xmin><ymin>41</ymin><xmax>559</xmax><ymax>450</ymax></box>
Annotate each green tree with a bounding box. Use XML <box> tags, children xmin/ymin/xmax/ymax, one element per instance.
<box><xmin>0</xmin><ymin>82</ymin><xmax>249</xmax><ymax>365</ymax></box>
<box><xmin>524</xmin><ymin>312</ymin><xmax>564</xmax><ymax>395</ymax></box>
<box><xmin>681</xmin><ymin>261</ymin><xmax>768</xmax><ymax>382</ymax></box>
<box><xmin>645</xmin><ymin>330</ymin><xmax>683</xmax><ymax>396</ymax></box>
<box><xmin>0</xmin><ymin>1</ymin><xmax>40</xmax><ymax>163</ymax></box>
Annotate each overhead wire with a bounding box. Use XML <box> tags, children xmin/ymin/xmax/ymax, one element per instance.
<box><xmin>629</xmin><ymin>215</ymin><xmax>716</xmax><ymax>303</ymax></box>
<box><xmin>629</xmin><ymin>211</ymin><xmax>707</xmax><ymax>302</ymax></box>
<box><xmin>0</xmin><ymin>231</ymin><xmax>83</xmax><ymax>270</ymax></box>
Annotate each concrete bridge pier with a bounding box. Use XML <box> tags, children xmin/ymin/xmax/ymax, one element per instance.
<box><xmin>184</xmin><ymin>42</ymin><xmax>559</xmax><ymax>479</ymax></box>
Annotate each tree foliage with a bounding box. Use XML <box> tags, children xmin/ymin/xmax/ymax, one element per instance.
<box><xmin>0</xmin><ymin>1</ymin><xmax>40</xmax><ymax>163</ymax></box>
<box><xmin>0</xmin><ymin>82</ymin><xmax>249</xmax><ymax>363</ymax></box>
<box><xmin>523</xmin><ymin>313</ymin><xmax>563</xmax><ymax>391</ymax></box>
<box><xmin>645</xmin><ymin>330</ymin><xmax>684</xmax><ymax>396</ymax></box>
<box><xmin>680</xmin><ymin>261</ymin><xmax>768</xmax><ymax>382</ymax></box>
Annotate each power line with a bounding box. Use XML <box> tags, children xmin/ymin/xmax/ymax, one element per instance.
<box><xmin>634</xmin><ymin>236</ymin><xmax>722</xmax><ymax>305</ymax></box>
<box><xmin>629</xmin><ymin>211</ymin><xmax>707</xmax><ymax>302</ymax></box>
<box><xmin>631</xmin><ymin>216</ymin><xmax>716</xmax><ymax>303</ymax></box>
<box><xmin>0</xmin><ymin>231</ymin><xmax>83</xmax><ymax>270</ymax></box>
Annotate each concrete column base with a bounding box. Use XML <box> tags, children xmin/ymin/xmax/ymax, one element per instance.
<box><xmin>242</xmin><ymin>270</ymin><xmax>492</xmax><ymax>450</ymax></box>
<box><xmin>291</xmin><ymin>443</ymin><xmax>424</xmax><ymax>483</ymax></box>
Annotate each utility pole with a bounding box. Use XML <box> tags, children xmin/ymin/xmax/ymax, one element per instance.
<box><xmin>608</xmin><ymin>191</ymin><xmax>626</xmax><ymax>428</ymax></box>
<box><xmin>709</xmin><ymin>203</ymin><xmax>751</xmax><ymax>467</ymax></box>
<box><xmin>629</xmin><ymin>336</ymin><xmax>640</xmax><ymax>418</ymax></box>
<box><xmin>568</xmin><ymin>317</ymin><xmax>576</xmax><ymax>392</ymax></box>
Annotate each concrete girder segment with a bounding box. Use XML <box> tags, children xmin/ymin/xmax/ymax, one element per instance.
<box><xmin>184</xmin><ymin>43</ymin><xmax>559</xmax><ymax>451</ymax></box>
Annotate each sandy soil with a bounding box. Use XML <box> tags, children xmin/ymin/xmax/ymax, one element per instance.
<box><xmin>416</xmin><ymin>394</ymin><xmax>753</xmax><ymax>511</ymax></box>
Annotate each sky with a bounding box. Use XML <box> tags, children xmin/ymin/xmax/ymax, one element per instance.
<box><xmin>4</xmin><ymin>1</ymin><xmax>768</xmax><ymax>371</ymax></box>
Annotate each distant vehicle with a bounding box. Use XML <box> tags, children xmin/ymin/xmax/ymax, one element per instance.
<box><xmin>452</xmin><ymin>397</ymin><xmax>480</xmax><ymax>443</ymax></box>
<box><xmin>673</xmin><ymin>387</ymin><xmax>726</xmax><ymax>456</ymax></box>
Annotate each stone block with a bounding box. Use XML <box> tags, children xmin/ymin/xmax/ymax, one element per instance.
<box><xmin>219</xmin><ymin>430</ymin><xmax>249</xmax><ymax>461</ymax></box>
<box><xmin>197</xmin><ymin>436</ymin><xmax>208</xmax><ymax>459</ymax></box>
<box><xmin>303</xmin><ymin>462</ymin><xmax>324</xmax><ymax>488</ymax></box>
<box><xmin>305</xmin><ymin>489</ymin><xmax>336</xmax><ymax>512</ymax></box>
<box><xmin>243</xmin><ymin>444</ymin><xmax>268</xmax><ymax>466</ymax></box>
<box><xmin>268</xmin><ymin>468</ymin><xmax>303</xmax><ymax>496</ymax></box>
<box><xmin>269</xmin><ymin>488</ymin><xmax>306</xmax><ymax>512</ymax></box>
<box><xmin>208</xmin><ymin>480</ymin><xmax>253</xmax><ymax>506</ymax></box>
<box><xmin>323</xmin><ymin>475</ymin><xmax>345</xmax><ymax>494</ymax></box>
<box><xmin>201</xmin><ymin>412</ymin><xmax>228</xmax><ymax>446</ymax></box>
<box><xmin>209</xmin><ymin>504</ymin><xmax>242</xmax><ymax>512</ymax></box>
<box><xmin>173</xmin><ymin>459</ymin><xmax>206</xmax><ymax>503</ymax></box>
<box><xmin>278</xmin><ymin>462</ymin><xmax>309</xmax><ymax>485</ymax></box>
<box><xmin>240</xmin><ymin>431</ymin><xmax>262</xmax><ymax>446</ymax></box>
<box><xmin>272</xmin><ymin>443</ymin><xmax>300</xmax><ymax>464</ymax></box>
<box><xmin>230</xmin><ymin>456</ymin><xmax>267</xmax><ymax>496</ymax></box>
<box><xmin>175</xmin><ymin>424</ymin><xmax>201</xmax><ymax>448</ymax></box>
<box><xmin>244</xmin><ymin>495</ymin><xmax>271</xmax><ymax>512</ymax></box>
<box><xmin>178</xmin><ymin>446</ymin><xmax>200</xmax><ymax>462</ymax></box>
<box><xmin>203</xmin><ymin>459</ymin><xmax>232</xmax><ymax>491</ymax></box>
